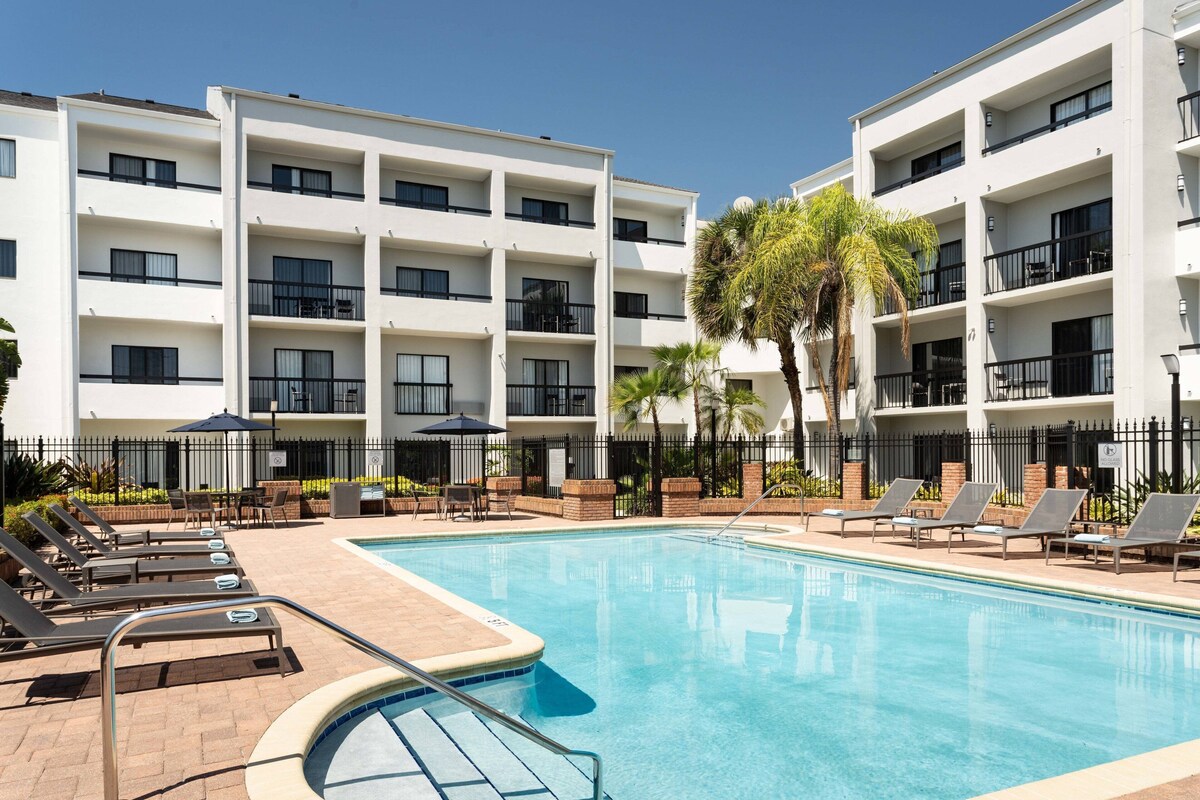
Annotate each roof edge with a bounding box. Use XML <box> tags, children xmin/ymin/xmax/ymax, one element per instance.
<box><xmin>789</xmin><ymin>157</ymin><xmax>854</xmax><ymax>191</ymax></box>
<box><xmin>613</xmin><ymin>175</ymin><xmax>697</xmax><ymax>195</ymax></box>
<box><xmin>59</xmin><ymin>95</ymin><xmax>219</xmax><ymax>126</ymax></box>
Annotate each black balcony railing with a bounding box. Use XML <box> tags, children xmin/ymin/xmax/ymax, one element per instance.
<box><xmin>77</xmin><ymin>168</ymin><xmax>220</xmax><ymax>193</ymax></box>
<box><xmin>982</xmin><ymin>101</ymin><xmax>1112</xmax><ymax>155</ymax></box>
<box><xmin>504</xmin><ymin>212</ymin><xmax>595</xmax><ymax>229</ymax></box>
<box><xmin>505</xmin><ymin>300</ymin><xmax>596</xmax><ymax>334</ymax></box>
<box><xmin>613</xmin><ymin>309</ymin><xmax>688</xmax><ymax>321</ymax></box>
<box><xmin>379</xmin><ymin>196</ymin><xmax>490</xmax><ymax>216</ymax></box>
<box><xmin>506</xmin><ymin>385</ymin><xmax>596</xmax><ymax>417</ymax></box>
<box><xmin>380</xmin><ymin>287</ymin><xmax>491</xmax><ymax>303</ymax></box>
<box><xmin>613</xmin><ymin>233</ymin><xmax>686</xmax><ymax>246</ymax></box>
<box><xmin>248</xmin><ymin>279</ymin><xmax>365</xmax><ymax>321</ymax></box>
<box><xmin>1180</xmin><ymin>217</ymin><xmax>1200</xmax><ymax>229</ymax></box>
<box><xmin>880</xmin><ymin>262</ymin><xmax>965</xmax><ymax>315</ymax></box>
<box><xmin>874</xmin><ymin>368</ymin><xmax>966</xmax><ymax>409</ymax></box>
<box><xmin>247</xmin><ymin>180</ymin><xmax>365</xmax><ymax>201</ymax></box>
<box><xmin>872</xmin><ymin>157</ymin><xmax>964</xmax><ymax>197</ymax></box>
<box><xmin>78</xmin><ymin>270</ymin><xmax>221</xmax><ymax>288</ymax></box>
<box><xmin>984</xmin><ymin>349</ymin><xmax>1113</xmax><ymax>402</ymax></box>
<box><xmin>983</xmin><ymin>229</ymin><xmax>1112</xmax><ymax>294</ymax></box>
<box><xmin>79</xmin><ymin>374</ymin><xmax>222</xmax><ymax>385</ymax></box>
<box><xmin>1181</xmin><ymin>91</ymin><xmax>1200</xmax><ymax>142</ymax></box>
<box><xmin>249</xmin><ymin>378</ymin><xmax>366</xmax><ymax>414</ymax></box>
<box><xmin>394</xmin><ymin>383</ymin><xmax>453</xmax><ymax>415</ymax></box>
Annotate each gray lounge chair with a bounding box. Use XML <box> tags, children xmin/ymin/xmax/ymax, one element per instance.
<box><xmin>1045</xmin><ymin>493</ymin><xmax>1200</xmax><ymax>574</ymax></box>
<box><xmin>69</xmin><ymin>494</ymin><xmax>219</xmax><ymax>544</ymax></box>
<box><xmin>883</xmin><ymin>481</ymin><xmax>998</xmax><ymax>549</ymax></box>
<box><xmin>951</xmin><ymin>489</ymin><xmax>1087</xmax><ymax>559</ymax></box>
<box><xmin>0</xmin><ymin>578</ymin><xmax>285</xmax><ymax>673</ymax></box>
<box><xmin>50</xmin><ymin>504</ymin><xmax>235</xmax><ymax>558</ymax></box>
<box><xmin>0</xmin><ymin>527</ymin><xmax>257</xmax><ymax>612</ymax></box>
<box><xmin>24</xmin><ymin>513</ymin><xmax>245</xmax><ymax>586</ymax></box>
<box><xmin>814</xmin><ymin>478</ymin><xmax>925</xmax><ymax>537</ymax></box>
<box><xmin>67</xmin><ymin>495</ymin><xmax>149</xmax><ymax>542</ymax></box>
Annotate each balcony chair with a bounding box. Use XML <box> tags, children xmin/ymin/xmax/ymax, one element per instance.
<box><xmin>334</xmin><ymin>298</ymin><xmax>355</xmax><ymax>319</ymax></box>
<box><xmin>571</xmin><ymin>393</ymin><xmax>588</xmax><ymax>415</ymax></box>
<box><xmin>335</xmin><ymin>387</ymin><xmax>360</xmax><ymax>413</ymax></box>
<box><xmin>290</xmin><ymin>385</ymin><xmax>312</xmax><ymax>412</ymax></box>
<box><xmin>1025</xmin><ymin>261</ymin><xmax>1050</xmax><ymax>285</ymax></box>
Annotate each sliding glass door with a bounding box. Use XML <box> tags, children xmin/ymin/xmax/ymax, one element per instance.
<box><xmin>275</xmin><ymin>349</ymin><xmax>334</xmax><ymax>412</ymax></box>
<box><xmin>273</xmin><ymin>257</ymin><xmax>333</xmax><ymax>317</ymax></box>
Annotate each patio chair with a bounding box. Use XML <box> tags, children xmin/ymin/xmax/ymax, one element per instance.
<box><xmin>815</xmin><ymin>478</ymin><xmax>925</xmax><ymax>538</ymax></box>
<box><xmin>1044</xmin><ymin>493</ymin><xmax>1200</xmax><ymax>574</ymax></box>
<box><xmin>1025</xmin><ymin>260</ymin><xmax>1050</xmax><ymax>285</ymax></box>
<box><xmin>0</xmin><ymin>578</ymin><xmax>285</xmax><ymax>673</ymax></box>
<box><xmin>71</xmin><ymin>494</ymin><xmax>215</xmax><ymax>544</ymax></box>
<box><xmin>334</xmin><ymin>298</ymin><xmax>355</xmax><ymax>319</ymax></box>
<box><xmin>487</xmin><ymin>488</ymin><xmax>516</xmax><ymax>521</ymax></box>
<box><xmin>335</xmin><ymin>387</ymin><xmax>360</xmax><ymax>413</ymax></box>
<box><xmin>250</xmin><ymin>488</ymin><xmax>290</xmax><ymax>529</ymax></box>
<box><xmin>0</xmin><ymin>527</ymin><xmax>258</xmax><ymax>612</ymax></box>
<box><xmin>24</xmin><ymin>513</ymin><xmax>246</xmax><ymax>586</ymax></box>
<box><xmin>185</xmin><ymin>492</ymin><xmax>219</xmax><ymax>531</ymax></box>
<box><xmin>444</xmin><ymin>485</ymin><xmax>478</xmax><ymax>522</ymax></box>
<box><xmin>883</xmin><ymin>482</ymin><xmax>998</xmax><ymax>549</ymax></box>
<box><xmin>290</xmin><ymin>384</ymin><xmax>312</xmax><ymax>412</ymax></box>
<box><xmin>410</xmin><ymin>488</ymin><xmax>443</xmax><ymax>521</ymax></box>
<box><xmin>950</xmin><ymin>488</ymin><xmax>1086</xmax><ymax>559</ymax></box>
<box><xmin>165</xmin><ymin>489</ymin><xmax>187</xmax><ymax>530</ymax></box>
<box><xmin>50</xmin><ymin>505</ymin><xmax>236</xmax><ymax>558</ymax></box>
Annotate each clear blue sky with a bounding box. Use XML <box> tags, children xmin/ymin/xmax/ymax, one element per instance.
<box><xmin>4</xmin><ymin>0</ymin><xmax>1067</xmax><ymax>216</ymax></box>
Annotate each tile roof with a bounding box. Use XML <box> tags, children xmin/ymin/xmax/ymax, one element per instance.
<box><xmin>0</xmin><ymin>89</ymin><xmax>58</xmax><ymax>112</ymax></box>
<box><xmin>614</xmin><ymin>175</ymin><xmax>696</xmax><ymax>194</ymax></box>
<box><xmin>64</xmin><ymin>92</ymin><xmax>214</xmax><ymax>120</ymax></box>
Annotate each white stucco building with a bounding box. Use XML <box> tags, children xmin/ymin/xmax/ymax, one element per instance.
<box><xmin>0</xmin><ymin>87</ymin><xmax>698</xmax><ymax>440</ymax></box>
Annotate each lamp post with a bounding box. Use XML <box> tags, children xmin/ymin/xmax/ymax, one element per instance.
<box><xmin>1162</xmin><ymin>354</ymin><xmax>1182</xmax><ymax>494</ymax></box>
<box><xmin>708</xmin><ymin>394</ymin><xmax>720</xmax><ymax>496</ymax></box>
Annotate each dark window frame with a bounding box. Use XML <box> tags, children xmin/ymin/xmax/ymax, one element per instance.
<box><xmin>110</xmin><ymin>248</ymin><xmax>179</xmax><ymax>286</ymax></box>
<box><xmin>613</xmin><ymin>291</ymin><xmax>649</xmax><ymax>319</ymax></box>
<box><xmin>396</xmin><ymin>266</ymin><xmax>451</xmax><ymax>299</ymax></box>
<box><xmin>395</xmin><ymin>180</ymin><xmax>450</xmax><ymax>211</ymax></box>
<box><xmin>727</xmin><ymin>378</ymin><xmax>754</xmax><ymax>393</ymax></box>
<box><xmin>109</xmin><ymin>152</ymin><xmax>177</xmax><ymax>187</ymax></box>
<box><xmin>0</xmin><ymin>138</ymin><xmax>13</xmax><ymax>178</ymax></box>
<box><xmin>111</xmin><ymin>345</ymin><xmax>179</xmax><ymax>385</ymax></box>
<box><xmin>910</xmin><ymin>142</ymin><xmax>963</xmax><ymax>178</ymax></box>
<box><xmin>0</xmin><ymin>238</ymin><xmax>14</xmax><ymax>279</ymax></box>
<box><xmin>521</xmin><ymin>197</ymin><xmax>569</xmax><ymax>225</ymax></box>
<box><xmin>1051</xmin><ymin>81</ymin><xmax>1113</xmax><ymax>125</ymax></box>
<box><xmin>614</xmin><ymin>217</ymin><xmax>649</xmax><ymax>242</ymax></box>
<box><xmin>614</xmin><ymin>365</ymin><xmax>646</xmax><ymax>379</ymax></box>
<box><xmin>271</xmin><ymin>163</ymin><xmax>334</xmax><ymax>197</ymax></box>
<box><xmin>395</xmin><ymin>353</ymin><xmax>451</xmax><ymax>415</ymax></box>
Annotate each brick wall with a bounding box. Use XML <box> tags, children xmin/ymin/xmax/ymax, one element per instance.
<box><xmin>514</xmin><ymin>496</ymin><xmax>564</xmax><ymax>516</ymax></box>
<box><xmin>842</xmin><ymin>462</ymin><xmax>868</xmax><ymax>501</ymax></box>
<box><xmin>561</xmin><ymin>480</ymin><xmax>616</xmax><ymax>522</ymax></box>
<box><xmin>742</xmin><ymin>463</ymin><xmax>765</xmax><ymax>499</ymax></box>
<box><xmin>1024</xmin><ymin>464</ymin><xmax>1048</xmax><ymax>510</ymax></box>
<box><xmin>941</xmin><ymin>462</ymin><xmax>967</xmax><ymax>503</ymax></box>
<box><xmin>661</xmin><ymin>477</ymin><xmax>702</xmax><ymax>517</ymax></box>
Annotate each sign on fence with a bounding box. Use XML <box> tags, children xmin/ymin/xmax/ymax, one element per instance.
<box><xmin>548</xmin><ymin>448</ymin><xmax>567</xmax><ymax>488</ymax></box>
<box><xmin>268</xmin><ymin>450</ymin><xmax>288</xmax><ymax>468</ymax></box>
<box><xmin>366</xmin><ymin>450</ymin><xmax>386</xmax><ymax>468</ymax></box>
<box><xmin>1097</xmin><ymin>442</ymin><xmax>1123</xmax><ymax>469</ymax></box>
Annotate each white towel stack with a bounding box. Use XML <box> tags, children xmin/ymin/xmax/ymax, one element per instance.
<box><xmin>974</xmin><ymin>525</ymin><xmax>1004</xmax><ymax>534</ymax></box>
<box><xmin>207</xmin><ymin>539</ymin><xmax>225</xmax><ymax>550</ymax></box>
<box><xmin>821</xmin><ymin>509</ymin><xmax>846</xmax><ymax>517</ymax></box>
<box><xmin>213</xmin><ymin>574</ymin><xmax>241</xmax><ymax>590</ymax></box>
<box><xmin>891</xmin><ymin>516</ymin><xmax>920</xmax><ymax>526</ymax></box>
<box><xmin>199</xmin><ymin>527</ymin><xmax>217</xmax><ymax>537</ymax></box>
<box><xmin>210</xmin><ymin>552</ymin><xmax>232</xmax><ymax>565</ymax></box>
<box><xmin>226</xmin><ymin>609</ymin><xmax>258</xmax><ymax>624</ymax></box>
<box><xmin>1073</xmin><ymin>533</ymin><xmax>1111</xmax><ymax>544</ymax></box>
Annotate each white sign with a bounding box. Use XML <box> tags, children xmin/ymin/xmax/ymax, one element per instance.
<box><xmin>366</xmin><ymin>450</ymin><xmax>386</xmax><ymax>468</ymax></box>
<box><xmin>268</xmin><ymin>450</ymin><xmax>288</xmax><ymax>468</ymax></box>
<box><xmin>1097</xmin><ymin>442</ymin><xmax>1123</xmax><ymax>469</ymax></box>
<box><xmin>548</xmin><ymin>448</ymin><xmax>567</xmax><ymax>488</ymax></box>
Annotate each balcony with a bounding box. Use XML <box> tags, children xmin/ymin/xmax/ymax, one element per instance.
<box><xmin>982</xmin><ymin>101</ymin><xmax>1112</xmax><ymax>156</ymax></box>
<box><xmin>394</xmin><ymin>383</ymin><xmax>452</xmax><ymax>415</ymax></box>
<box><xmin>1181</xmin><ymin>91</ymin><xmax>1200</xmax><ymax>143</ymax></box>
<box><xmin>248</xmin><ymin>378</ymin><xmax>365</xmax><ymax>414</ymax></box>
<box><xmin>247</xmin><ymin>180</ymin><xmax>364</xmax><ymax>202</ymax></box>
<box><xmin>506</xmin><ymin>385</ymin><xmax>596</xmax><ymax>417</ymax></box>
<box><xmin>248</xmin><ymin>280</ymin><xmax>365</xmax><ymax>322</ymax></box>
<box><xmin>77</xmin><ymin>377</ymin><xmax>224</xmax><ymax>421</ymax></box>
<box><xmin>880</xmin><ymin>263</ymin><xmax>964</xmax><ymax>315</ymax></box>
<box><xmin>379</xmin><ymin>195</ymin><xmax>489</xmax><ymax>217</ymax></box>
<box><xmin>78</xmin><ymin>168</ymin><xmax>220</xmax><ymax>193</ymax></box>
<box><xmin>872</xmin><ymin>157</ymin><xmax>963</xmax><ymax>198</ymax></box>
<box><xmin>984</xmin><ymin>230</ymin><xmax>1112</xmax><ymax>294</ymax></box>
<box><xmin>983</xmin><ymin>350</ymin><xmax>1113</xmax><ymax>402</ymax></box>
<box><xmin>380</xmin><ymin>287</ymin><xmax>490</xmax><ymax>303</ymax></box>
<box><xmin>78</xmin><ymin>272</ymin><xmax>223</xmax><ymax>325</ymax></box>
<box><xmin>505</xmin><ymin>300</ymin><xmax>596</xmax><ymax>335</ymax></box>
<box><xmin>613</xmin><ymin>232</ymin><xmax>685</xmax><ymax>247</ymax></box>
<box><xmin>874</xmin><ymin>368</ymin><xmax>966</xmax><ymax>409</ymax></box>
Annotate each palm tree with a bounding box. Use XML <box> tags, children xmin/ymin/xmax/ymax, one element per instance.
<box><xmin>690</xmin><ymin>198</ymin><xmax>811</xmax><ymax>447</ymax></box>
<box><xmin>608</xmin><ymin>368</ymin><xmax>684</xmax><ymax>438</ymax></box>
<box><xmin>650</xmin><ymin>339</ymin><xmax>722</xmax><ymax>433</ymax></box>
<box><xmin>0</xmin><ymin>318</ymin><xmax>19</xmax><ymax>418</ymax></box>
<box><xmin>708</xmin><ymin>381</ymin><xmax>766</xmax><ymax>440</ymax></box>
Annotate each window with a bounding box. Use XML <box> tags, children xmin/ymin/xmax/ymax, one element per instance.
<box><xmin>614</xmin><ymin>217</ymin><xmax>648</xmax><ymax>242</ymax></box>
<box><xmin>522</xmin><ymin>197</ymin><xmax>568</xmax><ymax>225</ymax></box>
<box><xmin>0</xmin><ymin>239</ymin><xmax>13</xmax><ymax>279</ymax></box>
<box><xmin>614</xmin><ymin>291</ymin><xmax>648</xmax><ymax>318</ymax></box>
<box><xmin>396</xmin><ymin>267</ymin><xmax>450</xmax><ymax>299</ymax></box>
<box><xmin>396</xmin><ymin>354</ymin><xmax>450</xmax><ymax>414</ymax></box>
<box><xmin>910</xmin><ymin>142</ymin><xmax>962</xmax><ymax>178</ymax></box>
<box><xmin>274</xmin><ymin>349</ymin><xmax>334</xmax><ymax>412</ymax></box>
<box><xmin>111</xmin><ymin>249</ymin><xmax>178</xmax><ymax>285</ymax></box>
<box><xmin>272</xmin><ymin>256</ymin><xmax>333</xmax><ymax>316</ymax></box>
<box><xmin>524</xmin><ymin>359</ymin><xmax>568</xmax><ymax>386</ymax></box>
<box><xmin>911</xmin><ymin>339</ymin><xmax>963</xmax><ymax>407</ymax></box>
<box><xmin>1051</xmin><ymin>82</ymin><xmax>1112</xmax><ymax>126</ymax></box>
<box><xmin>1051</xmin><ymin>314</ymin><xmax>1113</xmax><ymax>396</ymax></box>
<box><xmin>395</xmin><ymin>180</ymin><xmax>449</xmax><ymax>210</ymax></box>
<box><xmin>727</xmin><ymin>379</ymin><xmax>753</xmax><ymax>393</ymax></box>
<box><xmin>614</xmin><ymin>365</ymin><xmax>646</xmax><ymax>379</ymax></box>
<box><xmin>0</xmin><ymin>139</ymin><xmax>13</xmax><ymax>178</ymax></box>
<box><xmin>272</xmin><ymin>164</ymin><xmax>332</xmax><ymax>197</ymax></box>
<box><xmin>1052</xmin><ymin>198</ymin><xmax>1112</xmax><ymax>277</ymax></box>
<box><xmin>112</xmin><ymin>346</ymin><xmax>178</xmax><ymax>385</ymax></box>
<box><xmin>520</xmin><ymin>358</ymin><xmax>570</xmax><ymax>415</ymax></box>
<box><xmin>1</xmin><ymin>341</ymin><xmax>17</xmax><ymax>379</ymax></box>
<box><xmin>110</xmin><ymin>153</ymin><xmax>176</xmax><ymax>187</ymax></box>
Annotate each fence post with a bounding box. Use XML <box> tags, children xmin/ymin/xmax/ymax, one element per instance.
<box><xmin>184</xmin><ymin>437</ymin><xmax>191</xmax><ymax>491</ymax></box>
<box><xmin>652</xmin><ymin>433</ymin><xmax>664</xmax><ymax>516</ymax></box>
<box><xmin>111</xmin><ymin>437</ymin><xmax>120</xmax><ymax>506</ymax></box>
<box><xmin>1149</xmin><ymin>417</ymin><xmax>1160</xmax><ymax>480</ymax></box>
<box><xmin>1027</xmin><ymin>426</ymin><xmax>1038</xmax><ymax>464</ymax></box>
<box><xmin>963</xmin><ymin>429</ymin><xmax>973</xmax><ymax>482</ymax></box>
<box><xmin>0</xmin><ymin>419</ymin><xmax>5</xmax><ymax>513</ymax></box>
<box><xmin>1065</xmin><ymin>421</ymin><xmax>1076</xmax><ymax>490</ymax></box>
<box><xmin>250</xmin><ymin>437</ymin><xmax>258</xmax><ymax>488</ymax></box>
<box><xmin>37</xmin><ymin>434</ymin><xmax>43</xmax><ymax>462</ymax></box>
<box><xmin>863</xmin><ymin>432</ymin><xmax>872</xmax><ymax>491</ymax></box>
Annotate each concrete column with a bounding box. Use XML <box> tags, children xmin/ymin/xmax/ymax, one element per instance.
<box><xmin>363</xmin><ymin>227</ymin><xmax>383</xmax><ymax>438</ymax></box>
<box><xmin>963</xmin><ymin>101</ymin><xmax>988</xmax><ymax>431</ymax></box>
<box><xmin>487</xmin><ymin>247</ymin><xmax>508</xmax><ymax>428</ymax></box>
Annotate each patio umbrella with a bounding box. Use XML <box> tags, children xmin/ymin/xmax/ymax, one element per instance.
<box><xmin>414</xmin><ymin>414</ymin><xmax>507</xmax><ymax>488</ymax></box>
<box><xmin>168</xmin><ymin>410</ymin><xmax>276</xmax><ymax>492</ymax></box>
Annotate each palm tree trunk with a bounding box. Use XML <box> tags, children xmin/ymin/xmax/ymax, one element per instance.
<box><xmin>650</xmin><ymin>402</ymin><xmax>662</xmax><ymax>439</ymax></box>
<box><xmin>774</xmin><ymin>336</ymin><xmax>805</xmax><ymax>466</ymax></box>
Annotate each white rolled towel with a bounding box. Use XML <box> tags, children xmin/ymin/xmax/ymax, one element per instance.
<box><xmin>891</xmin><ymin>516</ymin><xmax>920</xmax><ymax>526</ymax></box>
<box><xmin>974</xmin><ymin>525</ymin><xmax>1005</xmax><ymax>535</ymax></box>
<box><xmin>199</xmin><ymin>527</ymin><xmax>216</xmax><ymax>537</ymax></box>
<box><xmin>213</xmin><ymin>574</ymin><xmax>241</xmax><ymax>590</ymax></box>
<box><xmin>226</xmin><ymin>609</ymin><xmax>258</xmax><ymax>624</ymax></box>
<box><xmin>821</xmin><ymin>508</ymin><xmax>846</xmax><ymax>517</ymax></box>
<box><xmin>207</xmin><ymin>539</ymin><xmax>225</xmax><ymax>550</ymax></box>
<box><xmin>1073</xmin><ymin>533</ymin><xmax>1111</xmax><ymax>544</ymax></box>
<box><xmin>210</xmin><ymin>552</ymin><xmax>232</xmax><ymax>565</ymax></box>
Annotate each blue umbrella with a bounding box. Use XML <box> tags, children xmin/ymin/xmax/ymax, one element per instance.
<box><xmin>169</xmin><ymin>410</ymin><xmax>276</xmax><ymax>491</ymax></box>
<box><xmin>413</xmin><ymin>413</ymin><xmax>506</xmax><ymax>437</ymax></box>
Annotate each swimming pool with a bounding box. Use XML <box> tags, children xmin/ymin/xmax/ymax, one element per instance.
<box><xmin>355</xmin><ymin>526</ymin><xmax>1200</xmax><ymax>798</ymax></box>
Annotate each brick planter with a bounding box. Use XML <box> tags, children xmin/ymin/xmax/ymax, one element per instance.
<box><xmin>1024</xmin><ymin>463</ymin><xmax>1047</xmax><ymax>510</ymax></box>
<box><xmin>487</xmin><ymin>476</ymin><xmax>523</xmax><ymax>505</ymax></box>
<box><xmin>661</xmin><ymin>477</ymin><xmax>702</xmax><ymax>517</ymax></box>
<box><xmin>561</xmin><ymin>479</ymin><xmax>616</xmax><ymax>522</ymax></box>
<box><xmin>515</xmin><ymin>496</ymin><xmax>564</xmax><ymax>516</ymax></box>
<box><xmin>842</xmin><ymin>462</ymin><xmax>868</xmax><ymax>501</ymax></box>
<box><xmin>741</xmin><ymin>463</ymin><xmax>764</xmax><ymax>499</ymax></box>
<box><xmin>941</xmin><ymin>462</ymin><xmax>967</xmax><ymax>502</ymax></box>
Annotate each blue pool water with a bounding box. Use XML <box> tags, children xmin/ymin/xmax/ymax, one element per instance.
<box><xmin>363</xmin><ymin>528</ymin><xmax>1200</xmax><ymax>799</ymax></box>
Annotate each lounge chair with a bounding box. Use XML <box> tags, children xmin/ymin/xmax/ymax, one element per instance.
<box><xmin>883</xmin><ymin>481</ymin><xmax>998</xmax><ymax>549</ymax></box>
<box><xmin>24</xmin><ymin>513</ymin><xmax>246</xmax><ymax>586</ymax></box>
<box><xmin>69</xmin><ymin>495</ymin><xmax>217</xmax><ymax>545</ymax></box>
<box><xmin>950</xmin><ymin>489</ymin><xmax>1086</xmax><ymax>559</ymax></box>
<box><xmin>50</xmin><ymin>505</ymin><xmax>235</xmax><ymax>558</ymax></box>
<box><xmin>814</xmin><ymin>478</ymin><xmax>924</xmax><ymax>537</ymax></box>
<box><xmin>0</xmin><ymin>527</ymin><xmax>258</xmax><ymax>612</ymax></box>
<box><xmin>0</xmin><ymin>579</ymin><xmax>285</xmax><ymax>673</ymax></box>
<box><xmin>1045</xmin><ymin>493</ymin><xmax>1200</xmax><ymax>574</ymax></box>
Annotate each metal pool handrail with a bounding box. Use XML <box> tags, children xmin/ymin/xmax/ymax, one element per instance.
<box><xmin>708</xmin><ymin>483</ymin><xmax>807</xmax><ymax>540</ymax></box>
<box><xmin>100</xmin><ymin>595</ymin><xmax>604</xmax><ymax>800</ymax></box>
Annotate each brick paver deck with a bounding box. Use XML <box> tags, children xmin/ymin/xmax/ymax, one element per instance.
<box><xmin>0</xmin><ymin>512</ymin><xmax>1197</xmax><ymax>798</ymax></box>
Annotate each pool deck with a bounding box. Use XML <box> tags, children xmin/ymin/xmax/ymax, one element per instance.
<box><xmin>1</xmin><ymin>511</ymin><xmax>1199</xmax><ymax>798</ymax></box>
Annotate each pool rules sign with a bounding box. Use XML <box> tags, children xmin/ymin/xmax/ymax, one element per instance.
<box><xmin>1097</xmin><ymin>442</ymin><xmax>1123</xmax><ymax>469</ymax></box>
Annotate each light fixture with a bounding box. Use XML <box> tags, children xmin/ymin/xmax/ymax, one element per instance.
<box><xmin>988</xmin><ymin>422</ymin><xmax>998</xmax><ymax>436</ymax></box>
<box><xmin>1180</xmin><ymin>47</ymin><xmax>1188</xmax><ymax>66</ymax></box>
<box><xmin>269</xmin><ymin>399</ymin><xmax>279</xmax><ymax>413</ymax></box>
<box><xmin>1180</xmin><ymin>174</ymin><xmax>1187</xmax><ymax>192</ymax></box>
<box><xmin>987</xmin><ymin>318</ymin><xmax>996</xmax><ymax>333</ymax></box>
<box><xmin>987</xmin><ymin>216</ymin><xmax>995</xmax><ymax>231</ymax></box>
<box><xmin>680</xmin><ymin>213</ymin><xmax>686</xmax><ymax>228</ymax></box>
<box><xmin>1162</xmin><ymin>353</ymin><xmax>1181</xmax><ymax>375</ymax></box>
<box><xmin>1182</xmin><ymin>298</ymin><xmax>1189</xmax><ymax>316</ymax></box>
<box><xmin>985</xmin><ymin>111</ymin><xmax>993</xmax><ymax>127</ymax></box>
<box><xmin>1185</xmin><ymin>416</ymin><xmax>1194</xmax><ymax>431</ymax></box>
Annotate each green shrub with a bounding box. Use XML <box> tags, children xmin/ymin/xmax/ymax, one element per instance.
<box><xmin>992</xmin><ymin>487</ymin><xmax>1025</xmax><ymax>507</ymax></box>
<box><xmin>3</xmin><ymin>454</ymin><xmax>65</xmax><ymax>501</ymax></box>
<box><xmin>300</xmin><ymin>475</ymin><xmax>433</xmax><ymax>499</ymax></box>
<box><xmin>2</xmin><ymin>494</ymin><xmax>69</xmax><ymax>546</ymax></box>
<box><xmin>764</xmin><ymin>459</ymin><xmax>840</xmax><ymax>499</ymax></box>
<box><xmin>73</xmin><ymin>488</ymin><xmax>169</xmax><ymax>507</ymax></box>
<box><xmin>914</xmin><ymin>483</ymin><xmax>942</xmax><ymax>502</ymax></box>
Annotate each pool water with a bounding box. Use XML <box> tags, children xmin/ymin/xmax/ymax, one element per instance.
<box><xmin>364</xmin><ymin>528</ymin><xmax>1200</xmax><ymax>799</ymax></box>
